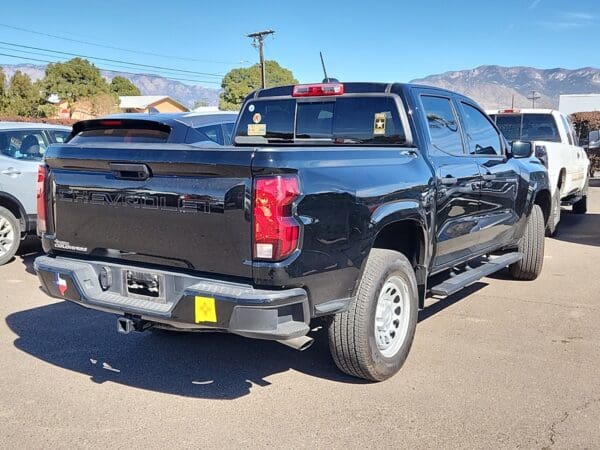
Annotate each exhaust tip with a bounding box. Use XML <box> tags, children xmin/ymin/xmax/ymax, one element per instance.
<box><xmin>276</xmin><ymin>335</ymin><xmax>314</xmax><ymax>351</ymax></box>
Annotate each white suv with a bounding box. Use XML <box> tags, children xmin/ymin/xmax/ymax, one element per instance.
<box><xmin>0</xmin><ymin>122</ymin><xmax>71</xmax><ymax>265</ymax></box>
<box><xmin>487</xmin><ymin>109</ymin><xmax>589</xmax><ymax>235</ymax></box>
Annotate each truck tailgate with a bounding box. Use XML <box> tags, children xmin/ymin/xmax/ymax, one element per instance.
<box><xmin>45</xmin><ymin>144</ymin><xmax>254</xmax><ymax>278</ymax></box>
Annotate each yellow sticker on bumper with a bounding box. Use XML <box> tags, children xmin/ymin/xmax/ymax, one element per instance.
<box><xmin>195</xmin><ymin>296</ymin><xmax>217</xmax><ymax>323</ymax></box>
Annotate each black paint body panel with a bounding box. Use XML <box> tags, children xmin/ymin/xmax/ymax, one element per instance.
<box><xmin>40</xmin><ymin>83</ymin><xmax>550</xmax><ymax>317</ymax></box>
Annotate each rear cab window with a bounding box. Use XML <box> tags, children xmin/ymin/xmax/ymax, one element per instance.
<box><xmin>490</xmin><ymin>113</ymin><xmax>561</xmax><ymax>143</ymax></box>
<box><xmin>235</xmin><ymin>95</ymin><xmax>407</xmax><ymax>146</ymax></box>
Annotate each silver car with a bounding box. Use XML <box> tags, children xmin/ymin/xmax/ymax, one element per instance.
<box><xmin>0</xmin><ymin>122</ymin><xmax>71</xmax><ymax>265</ymax></box>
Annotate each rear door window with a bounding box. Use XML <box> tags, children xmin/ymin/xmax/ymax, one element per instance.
<box><xmin>0</xmin><ymin>130</ymin><xmax>49</xmax><ymax>160</ymax></box>
<box><xmin>235</xmin><ymin>96</ymin><xmax>406</xmax><ymax>145</ymax></box>
<box><xmin>559</xmin><ymin>115</ymin><xmax>573</xmax><ymax>145</ymax></box>
<box><xmin>460</xmin><ymin>103</ymin><xmax>502</xmax><ymax>155</ymax></box>
<box><xmin>195</xmin><ymin>124</ymin><xmax>224</xmax><ymax>145</ymax></box>
<box><xmin>49</xmin><ymin>130</ymin><xmax>71</xmax><ymax>143</ymax></box>
<box><xmin>223</xmin><ymin>122</ymin><xmax>235</xmax><ymax>145</ymax></box>
<box><xmin>420</xmin><ymin>95</ymin><xmax>464</xmax><ymax>155</ymax></box>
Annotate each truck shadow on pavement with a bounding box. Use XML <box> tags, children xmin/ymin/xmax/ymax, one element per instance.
<box><xmin>552</xmin><ymin>210</ymin><xmax>600</xmax><ymax>247</ymax></box>
<box><xmin>6</xmin><ymin>281</ymin><xmax>485</xmax><ymax>399</ymax></box>
<box><xmin>6</xmin><ymin>301</ymin><xmax>368</xmax><ymax>400</ymax></box>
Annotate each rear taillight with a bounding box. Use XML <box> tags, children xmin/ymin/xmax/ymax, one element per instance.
<box><xmin>253</xmin><ymin>175</ymin><xmax>300</xmax><ymax>261</ymax></box>
<box><xmin>292</xmin><ymin>83</ymin><xmax>344</xmax><ymax>97</ymax></box>
<box><xmin>535</xmin><ymin>145</ymin><xmax>548</xmax><ymax>167</ymax></box>
<box><xmin>36</xmin><ymin>165</ymin><xmax>47</xmax><ymax>234</ymax></box>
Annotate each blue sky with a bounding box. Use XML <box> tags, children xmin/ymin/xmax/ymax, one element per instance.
<box><xmin>0</xmin><ymin>0</ymin><xmax>597</xmax><ymax>87</ymax></box>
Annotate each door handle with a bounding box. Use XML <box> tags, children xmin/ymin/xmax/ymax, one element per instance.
<box><xmin>440</xmin><ymin>177</ymin><xmax>458</xmax><ymax>185</ymax></box>
<box><xmin>1</xmin><ymin>168</ymin><xmax>21</xmax><ymax>176</ymax></box>
<box><xmin>482</xmin><ymin>174</ymin><xmax>496</xmax><ymax>181</ymax></box>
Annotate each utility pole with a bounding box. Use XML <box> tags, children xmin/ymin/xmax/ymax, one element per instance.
<box><xmin>247</xmin><ymin>29</ymin><xmax>275</xmax><ymax>88</ymax></box>
<box><xmin>527</xmin><ymin>90</ymin><xmax>541</xmax><ymax>108</ymax></box>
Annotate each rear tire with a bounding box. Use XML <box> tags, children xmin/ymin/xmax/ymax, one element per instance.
<box><xmin>545</xmin><ymin>191</ymin><xmax>561</xmax><ymax>236</ymax></box>
<box><xmin>572</xmin><ymin>195</ymin><xmax>587</xmax><ymax>214</ymax></box>
<box><xmin>0</xmin><ymin>206</ymin><xmax>20</xmax><ymax>266</ymax></box>
<box><xmin>328</xmin><ymin>249</ymin><xmax>418</xmax><ymax>381</ymax></box>
<box><xmin>510</xmin><ymin>204</ymin><xmax>544</xmax><ymax>280</ymax></box>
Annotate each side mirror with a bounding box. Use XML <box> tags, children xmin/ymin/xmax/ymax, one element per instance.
<box><xmin>511</xmin><ymin>140</ymin><xmax>533</xmax><ymax>158</ymax></box>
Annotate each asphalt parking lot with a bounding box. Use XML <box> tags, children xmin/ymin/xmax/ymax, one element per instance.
<box><xmin>1</xmin><ymin>184</ymin><xmax>599</xmax><ymax>449</ymax></box>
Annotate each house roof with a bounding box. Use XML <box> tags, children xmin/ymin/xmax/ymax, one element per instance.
<box><xmin>119</xmin><ymin>95</ymin><xmax>189</xmax><ymax>111</ymax></box>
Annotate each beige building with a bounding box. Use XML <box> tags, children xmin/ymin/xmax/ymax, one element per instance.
<box><xmin>119</xmin><ymin>95</ymin><xmax>189</xmax><ymax>113</ymax></box>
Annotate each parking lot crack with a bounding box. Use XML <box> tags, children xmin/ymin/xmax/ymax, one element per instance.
<box><xmin>543</xmin><ymin>397</ymin><xmax>600</xmax><ymax>449</ymax></box>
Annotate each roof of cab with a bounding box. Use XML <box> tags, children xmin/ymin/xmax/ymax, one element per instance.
<box><xmin>486</xmin><ymin>108</ymin><xmax>558</xmax><ymax>115</ymax></box>
<box><xmin>250</xmin><ymin>81</ymin><xmax>470</xmax><ymax>102</ymax></box>
<box><xmin>0</xmin><ymin>121</ymin><xmax>71</xmax><ymax>131</ymax></box>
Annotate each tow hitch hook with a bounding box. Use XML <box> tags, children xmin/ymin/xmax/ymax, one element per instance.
<box><xmin>117</xmin><ymin>316</ymin><xmax>152</xmax><ymax>334</ymax></box>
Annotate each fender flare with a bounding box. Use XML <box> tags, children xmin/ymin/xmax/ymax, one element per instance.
<box><xmin>367</xmin><ymin>200</ymin><xmax>430</xmax><ymax>306</ymax></box>
<box><xmin>0</xmin><ymin>192</ymin><xmax>28</xmax><ymax>234</ymax></box>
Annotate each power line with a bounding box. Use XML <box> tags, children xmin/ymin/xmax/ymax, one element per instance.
<box><xmin>0</xmin><ymin>51</ymin><xmax>222</xmax><ymax>85</ymax></box>
<box><xmin>0</xmin><ymin>22</ymin><xmax>248</xmax><ymax>66</ymax></box>
<box><xmin>0</xmin><ymin>49</ymin><xmax>221</xmax><ymax>84</ymax></box>
<box><xmin>0</xmin><ymin>41</ymin><xmax>225</xmax><ymax>78</ymax></box>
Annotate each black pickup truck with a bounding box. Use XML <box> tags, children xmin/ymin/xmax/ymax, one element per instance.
<box><xmin>34</xmin><ymin>82</ymin><xmax>550</xmax><ymax>381</ymax></box>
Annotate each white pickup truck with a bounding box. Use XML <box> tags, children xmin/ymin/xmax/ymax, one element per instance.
<box><xmin>487</xmin><ymin>108</ymin><xmax>590</xmax><ymax>235</ymax></box>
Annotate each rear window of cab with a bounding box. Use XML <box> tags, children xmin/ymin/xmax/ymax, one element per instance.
<box><xmin>235</xmin><ymin>96</ymin><xmax>406</xmax><ymax>145</ymax></box>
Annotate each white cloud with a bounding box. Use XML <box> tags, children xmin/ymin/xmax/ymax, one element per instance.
<box><xmin>537</xmin><ymin>11</ymin><xmax>596</xmax><ymax>30</ymax></box>
<box><xmin>529</xmin><ymin>0</ymin><xmax>542</xmax><ymax>10</ymax></box>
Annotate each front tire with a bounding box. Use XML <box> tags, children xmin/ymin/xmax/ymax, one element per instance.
<box><xmin>510</xmin><ymin>204</ymin><xmax>544</xmax><ymax>280</ymax></box>
<box><xmin>546</xmin><ymin>191</ymin><xmax>561</xmax><ymax>236</ymax></box>
<box><xmin>0</xmin><ymin>206</ymin><xmax>20</xmax><ymax>266</ymax></box>
<box><xmin>572</xmin><ymin>195</ymin><xmax>587</xmax><ymax>214</ymax></box>
<box><xmin>328</xmin><ymin>249</ymin><xmax>418</xmax><ymax>381</ymax></box>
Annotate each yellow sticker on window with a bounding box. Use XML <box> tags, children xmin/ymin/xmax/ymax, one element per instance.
<box><xmin>374</xmin><ymin>113</ymin><xmax>387</xmax><ymax>135</ymax></box>
<box><xmin>195</xmin><ymin>296</ymin><xmax>217</xmax><ymax>323</ymax></box>
<box><xmin>247</xmin><ymin>123</ymin><xmax>266</xmax><ymax>136</ymax></box>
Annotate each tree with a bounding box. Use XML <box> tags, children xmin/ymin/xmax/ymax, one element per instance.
<box><xmin>0</xmin><ymin>67</ymin><xmax>6</xmax><ymax>113</ymax></box>
<box><xmin>0</xmin><ymin>67</ymin><xmax>5</xmax><ymax>98</ymax></box>
<box><xmin>193</xmin><ymin>99</ymin><xmax>210</xmax><ymax>109</ymax></box>
<box><xmin>110</xmin><ymin>76</ymin><xmax>141</xmax><ymax>96</ymax></box>
<box><xmin>4</xmin><ymin>71</ymin><xmax>43</xmax><ymax>117</ymax></box>
<box><xmin>219</xmin><ymin>60</ymin><xmax>297</xmax><ymax>110</ymax></box>
<box><xmin>41</xmin><ymin>57</ymin><xmax>111</xmax><ymax>103</ymax></box>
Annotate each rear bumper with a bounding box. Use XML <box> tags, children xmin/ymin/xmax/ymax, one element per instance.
<box><xmin>34</xmin><ymin>255</ymin><xmax>310</xmax><ymax>340</ymax></box>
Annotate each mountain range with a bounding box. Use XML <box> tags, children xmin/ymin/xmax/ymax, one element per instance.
<box><xmin>410</xmin><ymin>65</ymin><xmax>600</xmax><ymax>109</ymax></box>
<box><xmin>1</xmin><ymin>63</ymin><xmax>599</xmax><ymax>110</ymax></box>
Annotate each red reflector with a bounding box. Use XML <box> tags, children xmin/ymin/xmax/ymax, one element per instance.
<box><xmin>98</xmin><ymin>120</ymin><xmax>123</xmax><ymax>127</ymax></box>
<box><xmin>36</xmin><ymin>165</ymin><xmax>47</xmax><ymax>234</ymax></box>
<box><xmin>253</xmin><ymin>176</ymin><xmax>300</xmax><ymax>261</ymax></box>
<box><xmin>292</xmin><ymin>83</ymin><xmax>344</xmax><ymax>97</ymax></box>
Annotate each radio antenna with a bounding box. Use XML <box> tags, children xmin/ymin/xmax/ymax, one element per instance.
<box><xmin>320</xmin><ymin>51</ymin><xmax>329</xmax><ymax>82</ymax></box>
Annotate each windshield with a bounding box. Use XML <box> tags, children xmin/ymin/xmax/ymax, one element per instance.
<box><xmin>235</xmin><ymin>96</ymin><xmax>406</xmax><ymax>145</ymax></box>
<box><xmin>490</xmin><ymin>113</ymin><xmax>561</xmax><ymax>143</ymax></box>
<box><xmin>0</xmin><ymin>130</ymin><xmax>50</xmax><ymax>161</ymax></box>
